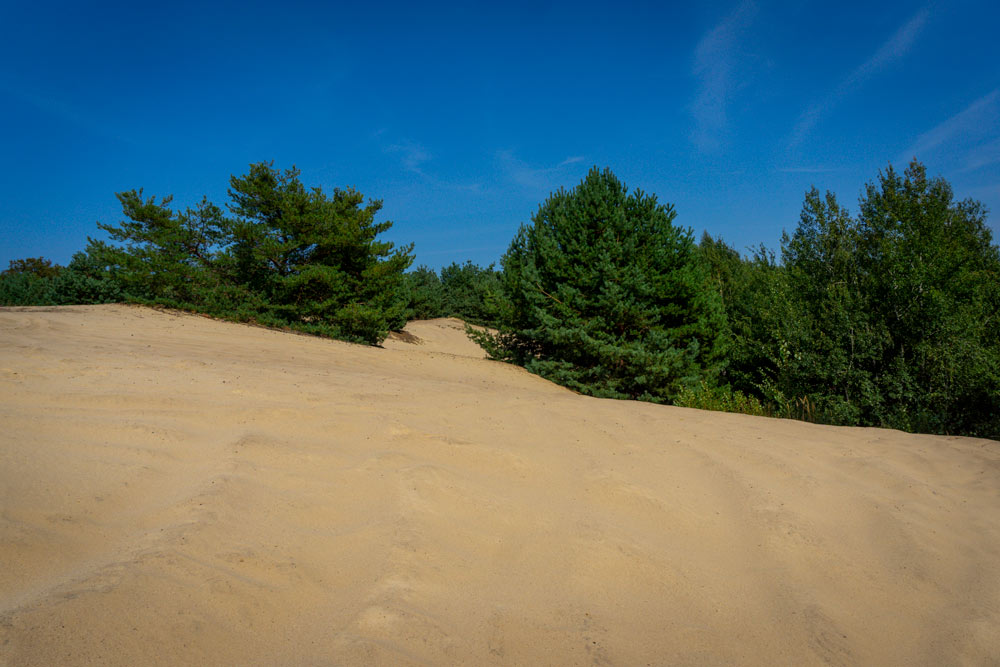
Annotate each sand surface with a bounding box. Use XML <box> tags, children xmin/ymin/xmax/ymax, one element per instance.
<box><xmin>1</xmin><ymin>305</ymin><xmax>999</xmax><ymax>666</ymax></box>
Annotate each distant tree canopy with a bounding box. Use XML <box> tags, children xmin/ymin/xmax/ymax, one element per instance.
<box><xmin>398</xmin><ymin>261</ymin><xmax>502</xmax><ymax>326</ymax></box>
<box><xmin>472</xmin><ymin>167</ymin><xmax>727</xmax><ymax>402</ymax></box>
<box><xmin>0</xmin><ymin>253</ymin><xmax>123</xmax><ymax>307</ymax></box>
<box><xmin>701</xmin><ymin>160</ymin><xmax>1000</xmax><ymax>437</ymax></box>
<box><xmin>3</xmin><ymin>257</ymin><xmax>61</xmax><ymax>279</ymax></box>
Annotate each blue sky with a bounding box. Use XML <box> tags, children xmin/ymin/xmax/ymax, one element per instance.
<box><xmin>2</xmin><ymin>0</ymin><xmax>999</xmax><ymax>271</ymax></box>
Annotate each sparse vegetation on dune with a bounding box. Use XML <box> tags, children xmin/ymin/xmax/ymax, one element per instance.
<box><xmin>3</xmin><ymin>159</ymin><xmax>998</xmax><ymax>436</ymax></box>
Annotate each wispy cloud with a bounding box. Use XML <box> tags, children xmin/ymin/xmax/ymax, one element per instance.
<box><xmin>790</xmin><ymin>8</ymin><xmax>929</xmax><ymax>147</ymax></box>
<box><xmin>379</xmin><ymin>136</ymin><xmax>481</xmax><ymax>192</ymax></box>
<box><xmin>777</xmin><ymin>166</ymin><xmax>842</xmax><ymax>174</ymax></box>
<box><xmin>0</xmin><ymin>81</ymin><xmax>134</xmax><ymax>147</ymax></box>
<box><xmin>963</xmin><ymin>136</ymin><xmax>1000</xmax><ymax>173</ymax></box>
<box><xmin>690</xmin><ymin>0</ymin><xmax>757</xmax><ymax>153</ymax></box>
<box><xmin>385</xmin><ymin>140</ymin><xmax>432</xmax><ymax>176</ymax></box>
<box><xmin>496</xmin><ymin>150</ymin><xmax>589</xmax><ymax>192</ymax></box>
<box><xmin>966</xmin><ymin>181</ymin><xmax>1000</xmax><ymax>202</ymax></box>
<box><xmin>899</xmin><ymin>90</ymin><xmax>1000</xmax><ymax>168</ymax></box>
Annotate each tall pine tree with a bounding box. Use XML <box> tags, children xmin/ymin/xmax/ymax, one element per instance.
<box><xmin>474</xmin><ymin>167</ymin><xmax>726</xmax><ymax>402</ymax></box>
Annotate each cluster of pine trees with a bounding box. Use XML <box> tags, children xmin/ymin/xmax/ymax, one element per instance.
<box><xmin>2</xmin><ymin>160</ymin><xmax>997</xmax><ymax>437</ymax></box>
<box><xmin>2</xmin><ymin>163</ymin><xmax>414</xmax><ymax>344</ymax></box>
<box><xmin>399</xmin><ymin>261</ymin><xmax>503</xmax><ymax>325</ymax></box>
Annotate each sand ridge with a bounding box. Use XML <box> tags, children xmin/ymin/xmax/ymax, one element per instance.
<box><xmin>1</xmin><ymin>305</ymin><xmax>999</xmax><ymax>665</ymax></box>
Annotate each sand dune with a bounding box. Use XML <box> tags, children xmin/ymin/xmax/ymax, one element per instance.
<box><xmin>1</xmin><ymin>305</ymin><xmax>998</xmax><ymax>665</ymax></box>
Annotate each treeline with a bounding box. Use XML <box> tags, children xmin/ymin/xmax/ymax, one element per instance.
<box><xmin>697</xmin><ymin>161</ymin><xmax>999</xmax><ymax>437</ymax></box>
<box><xmin>2</xmin><ymin>159</ymin><xmax>997</xmax><ymax>437</ymax></box>
<box><xmin>472</xmin><ymin>161</ymin><xmax>999</xmax><ymax>438</ymax></box>
<box><xmin>400</xmin><ymin>261</ymin><xmax>502</xmax><ymax>326</ymax></box>
<box><xmin>1</xmin><ymin>163</ymin><xmax>414</xmax><ymax>344</ymax></box>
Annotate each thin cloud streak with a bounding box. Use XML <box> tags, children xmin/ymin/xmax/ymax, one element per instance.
<box><xmin>497</xmin><ymin>150</ymin><xmax>588</xmax><ymax>192</ymax></box>
<box><xmin>899</xmin><ymin>90</ymin><xmax>999</xmax><ymax>166</ymax></box>
<box><xmin>690</xmin><ymin>0</ymin><xmax>757</xmax><ymax>153</ymax></box>
<box><xmin>382</xmin><ymin>138</ymin><xmax>481</xmax><ymax>192</ymax></box>
<box><xmin>790</xmin><ymin>8</ymin><xmax>929</xmax><ymax>147</ymax></box>
<box><xmin>385</xmin><ymin>140</ymin><xmax>432</xmax><ymax>175</ymax></box>
<box><xmin>0</xmin><ymin>81</ymin><xmax>136</xmax><ymax>147</ymax></box>
<box><xmin>963</xmin><ymin>136</ymin><xmax>1000</xmax><ymax>173</ymax></box>
<box><xmin>777</xmin><ymin>166</ymin><xmax>842</xmax><ymax>174</ymax></box>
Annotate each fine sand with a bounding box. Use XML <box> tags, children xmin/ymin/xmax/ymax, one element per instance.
<box><xmin>1</xmin><ymin>305</ymin><xmax>999</xmax><ymax>666</ymax></box>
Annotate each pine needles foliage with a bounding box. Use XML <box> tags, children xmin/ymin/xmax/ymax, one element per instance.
<box><xmin>471</xmin><ymin>167</ymin><xmax>727</xmax><ymax>402</ymax></box>
<box><xmin>79</xmin><ymin>162</ymin><xmax>413</xmax><ymax>344</ymax></box>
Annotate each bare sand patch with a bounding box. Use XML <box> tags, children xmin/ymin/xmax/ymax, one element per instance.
<box><xmin>1</xmin><ymin>305</ymin><xmax>998</xmax><ymax>665</ymax></box>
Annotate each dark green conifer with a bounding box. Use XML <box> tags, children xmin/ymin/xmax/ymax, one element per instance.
<box><xmin>474</xmin><ymin>167</ymin><xmax>727</xmax><ymax>402</ymax></box>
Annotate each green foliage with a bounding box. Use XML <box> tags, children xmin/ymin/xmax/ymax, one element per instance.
<box><xmin>3</xmin><ymin>257</ymin><xmax>61</xmax><ymax>279</ymax></box>
<box><xmin>394</xmin><ymin>262</ymin><xmax>503</xmax><ymax>325</ymax></box>
<box><xmin>0</xmin><ymin>257</ymin><xmax>62</xmax><ymax>305</ymax></box>
<box><xmin>673</xmin><ymin>381</ymin><xmax>768</xmax><ymax>416</ymax></box>
<box><xmin>8</xmin><ymin>157</ymin><xmax>996</xmax><ymax>437</ymax></box>
<box><xmin>0</xmin><ymin>271</ymin><xmax>56</xmax><ymax>305</ymax></box>
<box><xmin>50</xmin><ymin>249</ymin><xmax>125</xmax><ymax>304</ymax></box>
<box><xmin>474</xmin><ymin>167</ymin><xmax>727</xmax><ymax>402</ymax></box>
<box><xmin>331</xmin><ymin>302</ymin><xmax>389</xmax><ymax>345</ymax></box>
<box><xmin>399</xmin><ymin>266</ymin><xmax>445</xmax><ymax>320</ymax></box>
<box><xmin>708</xmin><ymin>160</ymin><xmax>1000</xmax><ymax>437</ymax></box>
<box><xmin>0</xmin><ymin>253</ymin><xmax>124</xmax><ymax>306</ymax></box>
<box><xmin>69</xmin><ymin>161</ymin><xmax>413</xmax><ymax>344</ymax></box>
<box><xmin>93</xmin><ymin>191</ymin><xmax>224</xmax><ymax>303</ymax></box>
<box><xmin>221</xmin><ymin>162</ymin><xmax>413</xmax><ymax>340</ymax></box>
<box><xmin>439</xmin><ymin>261</ymin><xmax>503</xmax><ymax>326</ymax></box>
<box><xmin>699</xmin><ymin>235</ymin><xmax>786</xmax><ymax>401</ymax></box>
<box><xmin>852</xmin><ymin>161</ymin><xmax>999</xmax><ymax>435</ymax></box>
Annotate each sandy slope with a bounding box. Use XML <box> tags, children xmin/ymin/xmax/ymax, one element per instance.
<box><xmin>1</xmin><ymin>305</ymin><xmax>998</xmax><ymax>666</ymax></box>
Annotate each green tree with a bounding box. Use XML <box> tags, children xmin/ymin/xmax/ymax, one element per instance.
<box><xmin>474</xmin><ymin>167</ymin><xmax>727</xmax><ymax>402</ymax></box>
<box><xmin>439</xmin><ymin>261</ymin><xmax>502</xmax><ymax>326</ymax></box>
<box><xmin>2</xmin><ymin>257</ymin><xmax>62</xmax><ymax>279</ymax></box>
<box><xmin>0</xmin><ymin>253</ymin><xmax>125</xmax><ymax>306</ymax></box>
<box><xmin>854</xmin><ymin>160</ymin><xmax>1000</xmax><ymax>435</ymax></box>
<box><xmin>0</xmin><ymin>257</ymin><xmax>61</xmax><ymax>305</ymax></box>
<box><xmin>777</xmin><ymin>188</ymin><xmax>886</xmax><ymax>423</ymax></box>
<box><xmin>93</xmin><ymin>191</ymin><xmax>226</xmax><ymax>303</ymax></box>
<box><xmin>50</xmin><ymin>249</ymin><xmax>125</xmax><ymax>305</ymax></box>
<box><xmin>726</xmin><ymin>160</ymin><xmax>1000</xmax><ymax>436</ymax></box>
<box><xmin>697</xmin><ymin>235</ymin><xmax>797</xmax><ymax>410</ymax></box>
<box><xmin>223</xmin><ymin>162</ymin><xmax>414</xmax><ymax>343</ymax></box>
<box><xmin>400</xmin><ymin>266</ymin><xmax>445</xmax><ymax>320</ymax></box>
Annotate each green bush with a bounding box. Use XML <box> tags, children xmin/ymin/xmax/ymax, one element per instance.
<box><xmin>332</xmin><ymin>302</ymin><xmax>388</xmax><ymax>345</ymax></box>
<box><xmin>400</xmin><ymin>266</ymin><xmax>445</xmax><ymax>320</ymax></box>
<box><xmin>673</xmin><ymin>381</ymin><xmax>768</xmax><ymax>417</ymax></box>
<box><xmin>0</xmin><ymin>271</ymin><xmax>55</xmax><ymax>305</ymax></box>
<box><xmin>50</xmin><ymin>250</ymin><xmax>124</xmax><ymax>305</ymax></box>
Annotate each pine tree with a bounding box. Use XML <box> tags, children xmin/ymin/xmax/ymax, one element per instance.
<box><xmin>400</xmin><ymin>266</ymin><xmax>446</xmax><ymax>320</ymax></box>
<box><xmin>223</xmin><ymin>162</ymin><xmax>414</xmax><ymax>343</ymax></box>
<box><xmin>439</xmin><ymin>261</ymin><xmax>502</xmax><ymax>326</ymax></box>
<box><xmin>93</xmin><ymin>191</ymin><xmax>226</xmax><ymax>303</ymax></box>
<box><xmin>474</xmin><ymin>167</ymin><xmax>727</xmax><ymax>402</ymax></box>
